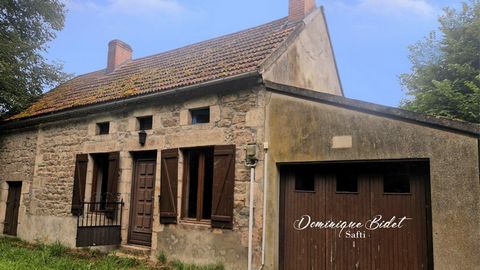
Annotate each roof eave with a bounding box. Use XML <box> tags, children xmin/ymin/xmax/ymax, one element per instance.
<box><xmin>264</xmin><ymin>80</ymin><xmax>480</xmax><ymax>137</ymax></box>
<box><xmin>0</xmin><ymin>71</ymin><xmax>262</xmax><ymax>132</ymax></box>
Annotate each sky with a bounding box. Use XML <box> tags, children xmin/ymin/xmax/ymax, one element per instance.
<box><xmin>46</xmin><ymin>0</ymin><xmax>463</xmax><ymax>107</ymax></box>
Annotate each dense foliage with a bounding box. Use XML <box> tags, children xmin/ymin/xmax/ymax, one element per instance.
<box><xmin>400</xmin><ymin>1</ymin><xmax>480</xmax><ymax>123</ymax></box>
<box><xmin>0</xmin><ymin>0</ymin><xmax>70</xmax><ymax>118</ymax></box>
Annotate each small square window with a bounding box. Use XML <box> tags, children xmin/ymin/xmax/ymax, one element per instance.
<box><xmin>336</xmin><ymin>173</ymin><xmax>357</xmax><ymax>193</ymax></box>
<box><xmin>384</xmin><ymin>173</ymin><xmax>410</xmax><ymax>193</ymax></box>
<box><xmin>190</xmin><ymin>108</ymin><xmax>210</xmax><ymax>124</ymax></box>
<box><xmin>138</xmin><ymin>116</ymin><xmax>153</xmax><ymax>130</ymax></box>
<box><xmin>97</xmin><ymin>122</ymin><xmax>110</xmax><ymax>135</ymax></box>
<box><xmin>295</xmin><ymin>171</ymin><xmax>315</xmax><ymax>192</ymax></box>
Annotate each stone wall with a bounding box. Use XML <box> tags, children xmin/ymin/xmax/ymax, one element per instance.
<box><xmin>0</xmin><ymin>85</ymin><xmax>267</xmax><ymax>269</ymax></box>
<box><xmin>0</xmin><ymin>128</ymin><xmax>38</xmax><ymax>234</ymax></box>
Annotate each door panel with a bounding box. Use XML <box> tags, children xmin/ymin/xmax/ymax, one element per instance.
<box><xmin>129</xmin><ymin>158</ymin><xmax>156</xmax><ymax>246</ymax></box>
<box><xmin>370</xmin><ymin>168</ymin><xmax>428</xmax><ymax>270</ymax></box>
<box><xmin>4</xmin><ymin>182</ymin><xmax>22</xmax><ymax>236</ymax></box>
<box><xmin>280</xmin><ymin>170</ymin><xmax>326</xmax><ymax>270</ymax></box>
<box><xmin>326</xmin><ymin>174</ymin><xmax>372</xmax><ymax>269</ymax></box>
<box><xmin>280</xmin><ymin>163</ymin><xmax>431</xmax><ymax>270</ymax></box>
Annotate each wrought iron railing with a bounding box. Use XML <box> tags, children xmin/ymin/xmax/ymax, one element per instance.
<box><xmin>77</xmin><ymin>200</ymin><xmax>124</xmax><ymax>227</ymax></box>
<box><xmin>76</xmin><ymin>198</ymin><xmax>124</xmax><ymax>247</ymax></box>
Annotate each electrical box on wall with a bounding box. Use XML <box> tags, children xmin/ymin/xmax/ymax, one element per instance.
<box><xmin>245</xmin><ymin>143</ymin><xmax>257</xmax><ymax>164</ymax></box>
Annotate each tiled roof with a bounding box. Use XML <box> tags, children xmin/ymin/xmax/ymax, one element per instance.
<box><xmin>10</xmin><ymin>17</ymin><xmax>301</xmax><ymax>120</ymax></box>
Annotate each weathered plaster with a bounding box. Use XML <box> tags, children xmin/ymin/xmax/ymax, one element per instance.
<box><xmin>262</xmin><ymin>9</ymin><xmax>343</xmax><ymax>96</ymax></box>
<box><xmin>265</xmin><ymin>93</ymin><xmax>480</xmax><ymax>270</ymax></box>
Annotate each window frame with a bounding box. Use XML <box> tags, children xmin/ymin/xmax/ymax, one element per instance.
<box><xmin>137</xmin><ymin>115</ymin><xmax>153</xmax><ymax>130</ymax></box>
<box><xmin>189</xmin><ymin>107</ymin><xmax>210</xmax><ymax>124</ymax></box>
<box><xmin>335</xmin><ymin>172</ymin><xmax>359</xmax><ymax>194</ymax></box>
<box><xmin>294</xmin><ymin>171</ymin><xmax>315</xmax><ymax>193</ymax></box>
<box><xmin>96</xmin><ymin>122</ymin><xmax>110</xmax><ymax>135</ymax></box>
<box><xmin>181</xmin><ymin>147</ymin><xmax>214</xmax><ymax>224</ymax></box>
<box><xmin>90</xmin><ymin>153</ymin><xmax>110</xmax><ymax>211</ymax></box>
<box><xmin>383</xmin><ymin>173</ymin><xmax>412</xmax><ymax>195</ymax></box>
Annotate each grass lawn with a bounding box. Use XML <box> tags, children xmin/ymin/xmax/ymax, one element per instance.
<box><xmin>0</xmin><ymin>237</ymin><xmax>224</xmax><ymax>270</ymax></box>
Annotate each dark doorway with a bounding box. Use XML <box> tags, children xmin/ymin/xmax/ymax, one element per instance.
<box><xmin>128</xmin><ymin>152</ymin><xmax>156</xmax><ymax>246</ymax></box>
<box><xmin>279</xmin><ymin>161</ymin><xmax>432</xmax><ymax>270</ymax></box>
<box><xmin>4</xmin><ymin>182</ymin><xmax>22</xmax><ymax>236</ymax></box>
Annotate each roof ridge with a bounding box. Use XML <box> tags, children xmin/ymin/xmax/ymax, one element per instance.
<box><xmin>131</xmin><ymin>16</ymin><xmax>292</xmax><ymax>63</ymax></box>
<box><xmin>8</xmin><ymin>16</ymin><xmax>302</xmax><ymax>121</ymax></box>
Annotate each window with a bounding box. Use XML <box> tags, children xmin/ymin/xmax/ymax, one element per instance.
<box><xmin>295</xmin><ymin>171</ymin><xmax>315</xmax><ymax>192</ymax></box>
<box><xmin>160</xmin><ymin>145</ymin><xmax>235</xmax><ymax>228</ymax></box>
<box><xmin>97</xmin><ymin>122</ymin><xmax>110</xmax><ymax>135</ymax></box>
<box><xmin>89</xmin><ymin>152</ymin><xmax>120</xmax><ymax>212</ymax></box>
<box><xmin>91</xmin><ymin>154</ymin><xmax>110</xmax><ymax>210</ymax></box>
<box><xmin>384</xmin><ymin>173</ymin><xmax>410</xmax><ymax>193</ymax></box>
<box><xmin>183</xmin><ymin>147</ymin><xmax>214</xmax><ymax>221</ymax></box>
<box><xmin>138</xmin><ymin>116</ymin><xmax>152</xmax><ymax>130</ymax></box>
<box><xmin>190</xmin><ymin>108</ymin><xmax>210</xmax><ymax>124</ymax></box>
<box><xmin>336</xmin><ymin>172</ymin><xmax>358</xmax><ymax>193</ymax></box>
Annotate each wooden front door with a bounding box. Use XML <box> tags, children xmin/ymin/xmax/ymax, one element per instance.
<box><xmin>4</xmin><ymin>182</ymin><xmax>22</xmax><ymax>236</ymax></box>
<box><xmin>280</xmin><ymin>162</ymin><xmax>431</xmax><ymax>270</ymax></box>
<box><xmin>129</xmin><ymin>157</ymin><xmax>156</xmax><ymax>246</ymax></box>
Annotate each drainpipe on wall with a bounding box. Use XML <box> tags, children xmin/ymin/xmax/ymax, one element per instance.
<box><xmin>258</xmin><ymin>142</ymin><xmax>269</xmax><ymax>270</ymax></box>
<box><xmin>245</xmin><ymin>143</ymin><xmax>258</xmax><ymax>270</ymax></box>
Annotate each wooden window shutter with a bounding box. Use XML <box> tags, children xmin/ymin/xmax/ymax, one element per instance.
<box><xmin>212</xmin><ymin>145</ymin><xmax>235</xmax><ymax>229</ymax></box>
<box><xmin>160</xmin><ymin>148</ymin><xmax>179</xmax><ymax>224</ymax></box>
<box><xmin>71</xmin><ymin>154</ymin><xmax>88</xmax><ymax>216</ymax></box>
<box><xmin>105</xmin><ymin>152</ymin><xmax>120</xmax><ymax>216</ymax></box>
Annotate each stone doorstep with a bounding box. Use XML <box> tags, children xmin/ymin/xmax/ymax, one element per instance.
<box><xmin>116</xmin><ymin>244</ymin><xmax>151</xmax><ymax>258</ymax></box>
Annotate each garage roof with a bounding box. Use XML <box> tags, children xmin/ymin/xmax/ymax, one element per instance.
<box><xmin>265</xmin><ymin>80</ymin><xmax>480</xmax><ymax>137</ymax></box>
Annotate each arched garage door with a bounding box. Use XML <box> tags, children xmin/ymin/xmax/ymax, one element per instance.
<box><xmin>279</xmin><ymin>161</ymin><xmax>432</xmax><ymax>270</ymax></box>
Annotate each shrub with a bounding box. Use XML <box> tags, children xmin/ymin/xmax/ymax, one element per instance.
<box><xmin>47</xmin><ymin>241</ymin><xmax>67</xmax><ymax>257</ymax></box>
<box><xmin>157</xmin><ymin>250</ymin><xmax>167</xmax><ymax>264</ymax></box>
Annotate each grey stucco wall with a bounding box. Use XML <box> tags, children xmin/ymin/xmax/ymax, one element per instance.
<box><xmin>265</xmin><ymin>92</ymin><xmax>480</xmax><ymax>270</ymax></box>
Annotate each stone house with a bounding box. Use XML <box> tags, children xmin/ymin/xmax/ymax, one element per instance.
<box><xmin>0</xmin><ymin>0</ymin><xmax>479</xmax><ymax>269</ymax></box>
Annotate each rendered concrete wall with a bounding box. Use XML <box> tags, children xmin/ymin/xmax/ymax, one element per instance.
<box><xmin>265</xmin><ymin>93</ymin><xmax>480</xmax><ymax>270</ymax></box>
<box><xmin>0</xmin><ymin>85</ymin><xmax>267</xmax><ymax>269</ymax></box>
<box><xmin>262</xmin><ymin>9</ymin><xmax>343</xmax><ymax>96</ymax></box>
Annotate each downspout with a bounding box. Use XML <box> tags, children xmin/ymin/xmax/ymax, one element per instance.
<box><xmin>258</xmin><ymin>143</ymin><xmax>269</xmax><ymax>270</ymax></box>
<box><xmin>247</xmin><ymin>163</ymin><xmax>257</xmax><ymax>270</ymax></box>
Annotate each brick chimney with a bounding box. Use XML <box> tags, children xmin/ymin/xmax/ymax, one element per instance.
<box><xmin>106</xmin><ymin>39</ymin><xmax>132</xmax><ymax>73</ymax></box>
<box><xmin>289</xmin><ymin>0</ymin><xmax>316</xmax><ymax>21</ymax></box>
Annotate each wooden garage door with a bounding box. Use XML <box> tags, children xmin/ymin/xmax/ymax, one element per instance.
<box><xmin>280</xmin><ymin>162</ymin><xmax>432</xmax><ymax>270</ymax></box>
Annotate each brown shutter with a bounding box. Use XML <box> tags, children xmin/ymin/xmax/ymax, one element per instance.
<box><xmin>71</xmin><ymin>154</ymin><xmax>88</xmax><ymax>216</ymax></box>
<box><xmin>160</xmin><ymin>148</ymin><xmax>179</xmax><ymax>224</ymax></box>
<box><xmin>105</xmin><ymin>152</ymin><xmax>120</xmax><ymax>216</ymax></box>
<box><xmin>211</xmin><ymin>145</ymin><xmax>235</xmax><ymax>229</ymax></box>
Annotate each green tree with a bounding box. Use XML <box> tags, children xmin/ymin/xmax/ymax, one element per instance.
<box><xmin>400</xmin><ymin>0</ymin><xmax>480</xmax><ymax>123</ymax></box>
<box><xmin>0</xmin><ymin>0</ymin><xmax>70</xmax><ymax>118</ymax></box>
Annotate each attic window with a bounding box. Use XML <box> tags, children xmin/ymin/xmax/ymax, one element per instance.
<box><xmin>138</xmin><ymin>116</ymin><xmax>153</xmax><ymax>130</ymax></box>
<box><xmin>190</xmin><ymin>108</ymin><xmax>210</xmax><ymax>124</ymax></box>
<box><xmin>97</xmin><ymin>122</ymin><xmax>110</xmax><ymax>135</ymax></box>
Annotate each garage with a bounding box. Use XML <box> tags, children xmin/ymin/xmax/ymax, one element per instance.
<box><xmin>279</xmin><ymin>161</ymin><xmax>432</xmax><ymax>269</ymax></box>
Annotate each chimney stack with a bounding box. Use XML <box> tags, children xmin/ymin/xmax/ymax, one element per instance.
<box><xmin>106</xmin><ymin>39</ymin><xmax>132</xmax><ymax>73</ymax></box>
<box><xmin>289</xmin><ymin>0</ymin><xmax>316</xmax><ymax>21</ymax></box>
